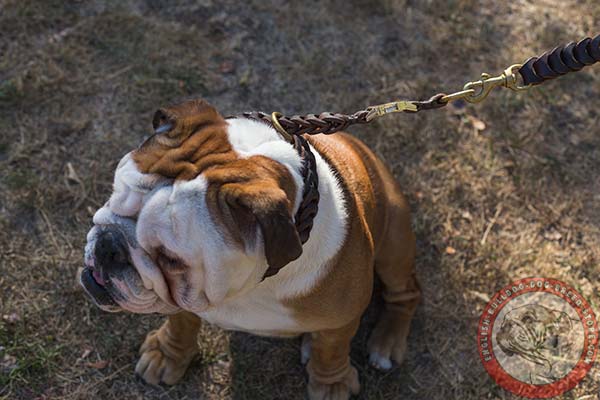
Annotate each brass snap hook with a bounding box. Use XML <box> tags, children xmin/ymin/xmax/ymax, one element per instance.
<box><xmin>441</xmin><ymin>63</ymin><xmax>531</xmax><ymax>104</ymax></box>
<box><xmin>503</xmin><ymin>64</ymin><xmax>531</xmax><ymax>92</ymax></box>
<box><xmin>462</xmin><ymin>73</ymin><xmax>507</xmax><ymax>103</ymax></box>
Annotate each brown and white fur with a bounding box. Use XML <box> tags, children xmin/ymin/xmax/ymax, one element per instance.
<box><xmin>81</xmin><ymin>99</ymin><xmax>420</xmax><ymax>400</ymax></box>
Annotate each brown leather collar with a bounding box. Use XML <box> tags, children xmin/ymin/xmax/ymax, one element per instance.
<box><xmin>230</xmin><ymin>116</ymin><xmax>320</xmax><ymax>278</ymax></box>
<box><xmin>290</xmin><ymin>134</ymin><xmax>320</xmax><ymax>244</ymax></box>
<box><xmin>261</xmin><ymin>133</ymin><xmax>319</xmax><ymax>278</ymax></box>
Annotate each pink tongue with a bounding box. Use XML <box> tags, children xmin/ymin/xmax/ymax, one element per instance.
<box><xmin>92</xmin><ymin>269</ymin><xmax>106</xmax><ymax>286</ymax></box>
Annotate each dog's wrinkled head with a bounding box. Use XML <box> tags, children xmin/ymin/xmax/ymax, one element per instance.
<box><xmin>80</xmin><ymin>99</ymin><xmax>304</xmax><ymax>314</ymax></box>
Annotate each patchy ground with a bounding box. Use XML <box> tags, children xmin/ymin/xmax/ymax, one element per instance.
<box><xmin>1</xmin><ymin>0</ymin><xmax>599</xmax><ymax>399</ymax></box>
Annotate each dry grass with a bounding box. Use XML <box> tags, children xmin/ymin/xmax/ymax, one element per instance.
<box><xmin>1</xmin><ymin>0</ymin><xmax>599</xmax><ymax>399</ymax></box>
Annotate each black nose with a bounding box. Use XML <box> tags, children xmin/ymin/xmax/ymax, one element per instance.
<box><xmin>95</xmin><ymin>227</ymin><xmax>130</xmax><ymax>274</ymax></box>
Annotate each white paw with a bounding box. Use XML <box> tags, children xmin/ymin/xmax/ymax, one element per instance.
<box><xmin>301</xmin><ymin>333</ymin><xmax>312</xmax><ymax>365</ymax></box>
<box><xmin>368</xmin><ymin>352</ymin><xmax>392</xmax><ymax>371</ymax></box>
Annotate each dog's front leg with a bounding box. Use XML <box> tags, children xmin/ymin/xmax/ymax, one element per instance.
<box><xmin>136</xmin><ymin>311</ymin><xmax>201</xmax><ymax>385</ymax></box>
<box><xmin>306</xmin><ymin>317</ymin><xmax>360</xmax><ymax>400</ymax></box>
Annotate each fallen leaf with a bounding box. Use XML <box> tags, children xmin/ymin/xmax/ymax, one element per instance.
<box><xmin>65</xmin><ymin>162</ymin><xmax>80</xmax><ymax>184</ymax></box>
<box><xmin>219</xmin><ymin>60</ymin><xmax>235</xmax><ymax>74</ymax></box>
<box><xmin>569</xmin><ymin>133</ymin><xmax>581</xmax><ymax>146</ymax></box>
<box><xmin>468</xmin><ymin>290</ymin><xmax>491</xmax><ymax>303</ymax></box>
<box><xmin>239</xmin><ymin>69</ymin><xmax>251</xmax><ymax>86</ymax></box>
<box><xmin>2</xmin><ymin>313</ymin><xmax>20</xmax><ymax>323</ymax></box>
<box><xmin>461</xmin><ymin>211</ymin><xmax>473</xmax><ymax>221</ymax></box>
<box><xmin>87</xmin><ymin>360</ymin><xmax>109</xmax><ymax>369</ymax></box>
<box><xmin>1</xmin><ymin>354</ymin><xmax>18</xmax><ymax>373</ymax></box>
<box><xmin>543</xmin><ymin>229</ymin><xmax>562</xmax><ymax>241</ymax></box>
<box><xmin>470</xmin><ymin>116</ymin><xmax>486</xmax><ymax>131</ymax></box>
<box><xmin>445</xmin><ymin>246</ymin><xmax>457</xmax><ymax>255</ymax></box>
<box><xmin>79</xmin><ymin>349</ymin><xmax>92</xmax><ymax>360</ymax></box>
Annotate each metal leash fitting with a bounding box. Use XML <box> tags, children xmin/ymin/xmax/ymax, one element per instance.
<box><xmin>364</xmin><ymin>100</ymin><xmax>418</xmax><ymax>122</ymax></box>
<box><xmin>263</xmin><ymin>34</ymin><xmax>598</xmax><ymax>135</ymax></box>
<box><xmin>270</xmin><ymin>111</ymin><xmax>295</xmax><ymax>142</ymax></box>
<box><xmin>266</xmin><ymin>63</ymin><xmax>537</xmax><ymax>132</ymax></box>
<box><xmin>441</xmin><ymin>63</ymin><xmax>531</xmax><ymax>104</ymax></box>
<box><xmin>361</xmin><ymin>63</ymin><xmax>532</xmax><ymax>123</ymax></box>
<box><xmin>266</xmin><ymin>63</ymin><xmax>533</xmax><ymax>132</ymax></box>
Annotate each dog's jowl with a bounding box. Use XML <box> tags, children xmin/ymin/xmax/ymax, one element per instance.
<box><xmin>80</xmin><ymin>99</ymin><xmax>421</xmax><ymax>400</ymax></box>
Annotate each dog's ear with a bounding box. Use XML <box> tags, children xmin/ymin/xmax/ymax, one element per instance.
<box><xmin>150</xmin><ymin>99</ymin><xmax>224</xmax><ymax>144</ymax></box>
<box><xmin>152</xmin><ymin>108</ymin><xmax>175</xmax><ymax>135</ymax></box>
<box><xmin>217</xmin><ymin>180</ymin><xmax>303</xmax><ymax>276</ymax></box>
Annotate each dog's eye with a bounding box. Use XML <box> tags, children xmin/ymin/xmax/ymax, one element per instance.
<box><xmin>156</xmin><ymin>249</ymin><xmax>186</xmax><ymax>274</ymax></box>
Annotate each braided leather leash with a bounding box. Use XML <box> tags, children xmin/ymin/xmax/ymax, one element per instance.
<box><xmin>242</xmin><ymin>34</ymin><xmax>599</xmax><ymax>272</ymax></box>
<box><xmin>241</xmin><ymin>93</ymin><xmax>447</xmax><ymax>138</ymax></box>
<box><xmin>520</xmin><ymin>35</ymin><xmax>600</xmax><ymax>85</ymax></box>
<box><xmin>261</xmin><ymin>133</ymin><xmax>319</xmax><ymax>278</ymax></box>
<box><xmin>243</xmin><ymin>34</ymin><xmax>599</xmax><ymax>138</ymax></box>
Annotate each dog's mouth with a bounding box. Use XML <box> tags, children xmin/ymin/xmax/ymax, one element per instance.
<box><xmin>79</xmin><ymin>262</ymin><xmax>179</xmax><ymax>314</ymax></box>
<box><xmin>79</xmin><ymin>266</ymin><xmax>120</xmax><ymax>311</ymax></box>
<box><xmin>81</xmin><ymin>223</ymin><xmax>183</xmax><ymax>315</ymax></box>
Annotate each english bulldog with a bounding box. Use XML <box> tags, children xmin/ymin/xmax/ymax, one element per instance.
<box><xmin>80</xmin><ymin>99</ymin><xmax>420</xmax><ymax>400</ymax></box>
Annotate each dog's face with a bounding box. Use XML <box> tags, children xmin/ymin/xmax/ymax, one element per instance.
<box><xmin>80</xmin><ymin>100</ymin><xmax>304</xmax><ymax>314</ymax></box>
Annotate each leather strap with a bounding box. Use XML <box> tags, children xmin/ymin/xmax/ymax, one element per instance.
<box><xmin>239</xmin><ymin>33</ymin><xmax>600</xmax><ymax>278</ymax></box>
<box><xmin>242</xmin><ymin>95</ymin><xmax>446</xmax><ymax>275</ymax></box>
<box><xmin>242</xmin><ymin>110</ymin><xmax>370</xmax><ymax>136</ymax></box>
<box><xmin>261</xmin><ymin>132</ymin><xmax>320</xmax><ymax>279</ymax></box>
<box><xmin>291</xmin><ymin>134</ymin><xmax>320</xmax><ymax>245</ymax></box>
<box><xmin>241</xmin><ymin>95</ymin><xmax>448</xmax><ymax>137</ymax></box>
<box><xmin>519</xmin><ymin>34</ymin><xmax>600</xmax><ymax>86</ymax></box>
